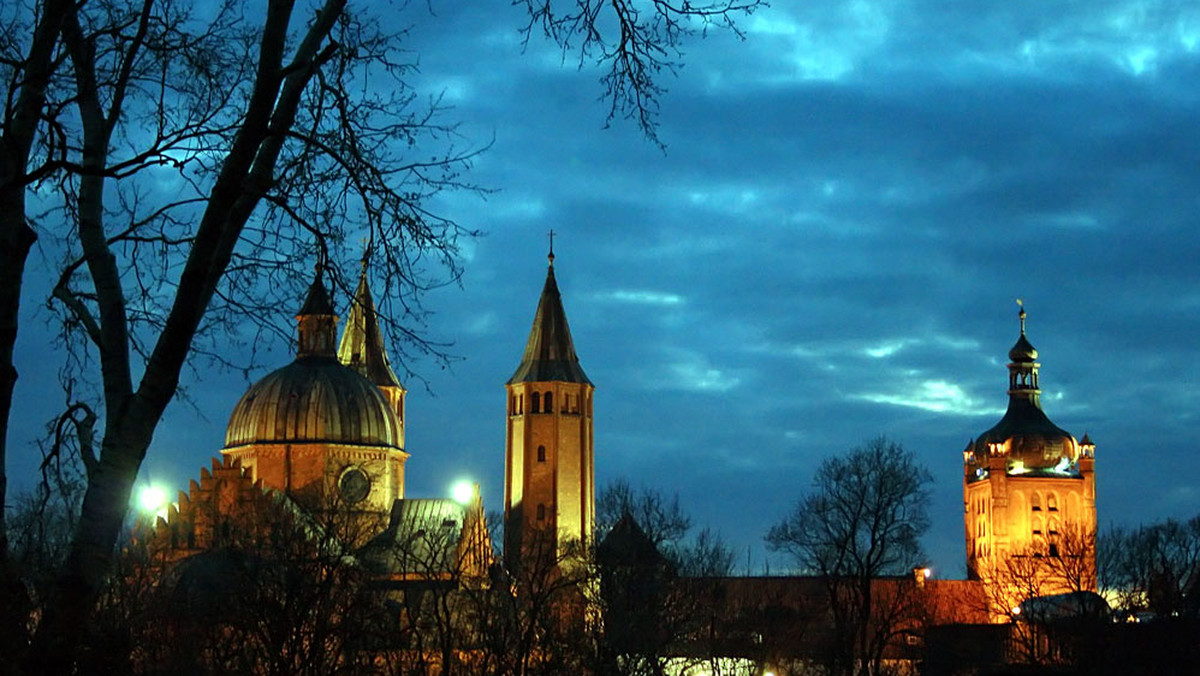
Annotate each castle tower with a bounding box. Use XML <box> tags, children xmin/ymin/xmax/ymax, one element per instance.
<box><xmin>222</xmin><ymin>267</ymin><xmax>409</xmax><ymax>529</ymax></box>
<box><xmin>962</xmin><ymin>305</ymin><xmax>1097</xmax><ymax>600</ymax></box>
<box><xmin>338</xmin><ymin>262</ymin><xmax>407</xmax><ymax>447</ymax></box>
<box><xmin>504</xmin><ymin>247</ymin><xmax>595</xmax><ymax>568</ymax></box>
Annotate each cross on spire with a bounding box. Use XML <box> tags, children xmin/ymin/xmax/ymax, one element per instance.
<box><xmin>548</xmin><ymin>229</ymin><xmax>556</xmax><ymax>266</ymax></box>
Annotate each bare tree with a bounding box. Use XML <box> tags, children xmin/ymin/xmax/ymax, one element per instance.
<box><xmin>0</xmin><ymin>0</ymin><xmax>765</xmax><ymax>670</ymax></box>
<box><xmin>519</xmin><ymin>0</ymin><xmax>764</xmax><ymax>147</ymax></box>
<box><xmin>1102</xmin><ymin>514</ymin><xmax>1200</xmax><ymax>620</ymax></box>
<box><xmin>597</xmin><ymin>478</ymin><xmax>692</xmax><ymax>550</ymax></box>
<box><xmin>766</xmin><ymin>437</ymin><xmax>932</xmax><ymax>676</ymax></box>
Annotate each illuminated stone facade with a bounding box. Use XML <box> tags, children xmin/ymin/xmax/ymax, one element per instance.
<box><xmin>504</xmin><ymin>251</ymin><xmax>595</xmax><ymax>566</ymax></box>
<box><xmin>221</xmin><ymin>269</ymin><xmax>409</xmax><ymax>527</ymax></box>
<box><xmin>962</xmin><ymin>307</ymin><xmax>1097</xmax><ymax>612</ymax></box>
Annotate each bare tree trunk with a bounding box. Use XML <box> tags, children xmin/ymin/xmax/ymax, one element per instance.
<box><xmin>27</xmin><ymin>1</ymin><xmax>347</xmax><ymax>670</ymax></box>
<box><xmin>0</xmin><ymin>0</ymin><xmax>71</xmax><ymax>670</ymax></box>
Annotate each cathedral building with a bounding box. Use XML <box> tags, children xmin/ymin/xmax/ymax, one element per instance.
<box><xmin>961</xmin><ymin>306</ymin><xmax>1097</xmax><ymax>604</ymax></box>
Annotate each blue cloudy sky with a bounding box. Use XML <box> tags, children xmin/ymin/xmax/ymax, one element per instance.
<box><xmin>10</xmin><ymin>0</ymin><xmax>1200</xmax><ymax>575</ymax></box>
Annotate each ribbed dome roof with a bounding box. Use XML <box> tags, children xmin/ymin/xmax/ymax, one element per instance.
<box><xmin>975</xmin><ymin>397</ymin><xmax>1077</xmax><ymax>470</ymax></box>
<box><xmin>224</xmin><ymin>356</ymin><xmax>402</xmax><ymax>449</ymax></box>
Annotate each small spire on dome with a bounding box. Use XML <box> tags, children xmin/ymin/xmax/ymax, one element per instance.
<box><xmin>338</xmin><ymin>261</ymin><xmax>403</xmax><ymax>390</ymax></box>
<box><xmin>547</xmin><ymin>228</ymin><xmax>556</xmax><ymax>267</ymax></box>
<box><xmin>296</xmin><ymin>263</ymin><xmax>337</xmax><ymax>357</ymax></box>
<box><xmin>1016</xmin><ymin>298</ymin><xmax>1026</xmax><ymax>335</ymax></box>
<box><xmin>299</xmin><ymin>263</ymin><xmax>334</xmax><ymax>317</ymax></box>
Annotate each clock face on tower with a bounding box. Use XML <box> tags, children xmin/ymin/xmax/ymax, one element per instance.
<box><xmin>338</xmin><ymin>467</ymin><xmax>370</xmax><ymax>504</ymax></box>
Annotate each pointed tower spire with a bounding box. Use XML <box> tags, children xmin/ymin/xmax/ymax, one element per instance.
<box><xmin>338</xmin><ymin>257</ymin><xmax>407</xmax><ymax>446</ymax></box>
<box><xmin>297</xmin><ymin>265</ymin><xmax>337</xmax><ymax>358</ymax></box>
<box><xmin>508</xmin><ymin>251</ymin><xmax>591</xmax><ymax>385</ymax></box>
<box><xmin>339</xmin><ymin>261</ymin><xmax>403</xmax><ymax>389</ymax></box>
<box><xmin>504</xmin><ymin>245</ymin><xmax>595</xmax><ymax>571</ymax></box>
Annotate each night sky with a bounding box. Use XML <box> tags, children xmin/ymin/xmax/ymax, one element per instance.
<box><xmin>10</xmin><ymin>1</ymin><xmax>1200</xmax><ymax>576</ymax></box>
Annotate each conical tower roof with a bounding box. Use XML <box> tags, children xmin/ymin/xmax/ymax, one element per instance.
<box><xmin>338</xmin><ymin>268</ymin><xmax>403</xmax><ymax>390</ymax></box>
<box><xmin>508</xmin><ymin>254</ymin><xmax>591</xmax><ymax>385</ymax></box>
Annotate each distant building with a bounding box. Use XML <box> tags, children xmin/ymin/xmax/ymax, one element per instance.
<box><xmin>151</xmin><ymin>263</ymin><xmax>489</xmax><ymax>578</ymax></box>
<box><xmin>962</xmin><ymin>305</ymin><xmax>1098</xmax><ymax>616</ymax></box>
<box><xmin>146</xmin><ymin>252</ymin><xmax>1111</xmax><ymax>673</ymax></box>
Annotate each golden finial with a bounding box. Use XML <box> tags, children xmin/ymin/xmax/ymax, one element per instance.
<box><xmin>1016</xmin><ymin>298</ymin><xmax>1026</xmax><ymax>334</ymax></box>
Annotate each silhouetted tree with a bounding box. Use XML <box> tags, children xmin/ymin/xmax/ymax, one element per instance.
<box><xmin>0</xmin><ymin>1</ymin><xmax>763</xmax><ymax>671</ymax></box>
<box><xmin>1102</xmin><ymin>514</ymin><xmax>1200</xmax><ymax>619</ymax></box>
<box><xmin>766</xmin><ymin>437</ymin><xmax>932</xmax><ymax>676</ymax></box>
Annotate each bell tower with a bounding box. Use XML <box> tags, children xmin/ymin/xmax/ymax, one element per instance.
<box><xmin>504</xmin><ymin>243</ymin><xmax>595</xmax><ymax>569</ymax></box>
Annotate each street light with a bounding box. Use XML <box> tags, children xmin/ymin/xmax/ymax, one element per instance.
<box><xmin>137</xmin><ymin>484</ymin><xmax>167</xmax><ymax>518</ymax></box>
<box><xmin>451</xmin><ymin>480</ymin><xmax>474</xmax><ymax>505</ymax></box>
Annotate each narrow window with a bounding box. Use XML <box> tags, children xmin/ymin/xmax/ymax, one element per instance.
<box><xmin>1047</xmin><ymin>493</ymin><xmax>1058</xmax><ymax>511</ymax></box>
<box><xmin>537</xmin><ymin>503</ymin><xmax>546</xmax><ymax>521</ymax></box>
<box><xmin>537</xmin><ymin>445</ymin><xmax>546</xmax><ymax>462</ymax></box>
<box><xmin>1031</xmin><ymin>493</ymin><xmax>1042</xmax><ymax>511</ymax></box>
<box><xmin>544</xmin><ymin>391</ymin><xmax>553</xmax><ymax>413</ymax></box>
<box><xmin>531</xmin><ymin>391</ymin><xmax>540</xmax><ymax>413</ymax></box>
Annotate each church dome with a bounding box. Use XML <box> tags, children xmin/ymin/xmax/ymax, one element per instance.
<box><xmin>975</xmin><ymin>305</ymin><xmax>1077</xmax><ymax>472</ymax></box>
<box><xmin>974</xmin><ymin>399</ymin><xmax>1077</xmax><ymax>471</ymax></box>
<box><xmin>224</xmin><ymin>356</ymin><xmax>402</xmax><ymax>449</ymax></box>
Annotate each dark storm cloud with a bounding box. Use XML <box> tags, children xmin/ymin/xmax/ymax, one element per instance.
<box><xmin>10</xmin><ymin>0</ymin><xmax>1200</xmax><ymax>575</ymax></box>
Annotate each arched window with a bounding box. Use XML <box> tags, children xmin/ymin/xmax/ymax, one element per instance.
<box><xmin>1047</xmin><ymin>493</ymin><xmax>1058</xmax><ymax>511</ymax></box>
<box><xmin>1031</xmin><ymin>492</ymin><xmax>1042</xmax><ymax>511</ymax></box>
<box><xmin>537</xmin><ymin>445</ymin><xmax>546</xmax><ymax>462</ymax></box>
<box><xmin>537</xmin><ymin>503</ymin><xmax>546</xmax><ymax>521</ymax></box>
<box><xmin>544</xmin><ymin>391</ymin><xmax>553</xmax><ymax>413</ymax></box>
<box><xmin>531</xmin><ymin>391</ymin><xmax>540</xmax><ymax>413</ymax></box>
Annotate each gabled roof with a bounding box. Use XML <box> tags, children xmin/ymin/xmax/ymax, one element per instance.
<box><xmin>337</xmin><ymin>271</ymin><xmax>403</xmax><ymax>390</ymax></box>
<box><xmin>508</xmin><ymin>263</ymin><xmax>591</xmax><ymax>385</ymax></box>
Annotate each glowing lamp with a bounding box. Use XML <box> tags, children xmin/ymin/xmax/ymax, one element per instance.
<box><xmin>451</xmin><ymin>480</ymin><xmax>474</xmax><ymax>505</ymax></box>
<box><xmin>137</xmin><ymin>485</ymin><xmax>167</xmax><ymax>515</ymax></box>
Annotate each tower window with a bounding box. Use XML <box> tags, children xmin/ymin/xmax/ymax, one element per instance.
<box><xmin>536</xmin><ymin>503</ymin><xmax>546</xmax><ymax>521</ymax></box>
<box><xmin>544</xmin><ymin>391</ymin><xmax>553</xmax><ymax>413</ymax></box>
<box><xmin>531</xmin><ymin>392</ymin><xmax>540</xmax><ymax>413</ymax></box>
<box><xmin>537</xmin><ymin>445</ymin><xmax>546</xmax><ymax>462</ymax></box>
<box><xmin>1047</xmin><ymin>494</ymin><xmax>1058</xmax><ymax>511</ymax></box>
<box><xmin>1031</xmin><ymin>493</ymin><xmax>1041</xmax><ymax>511</ymax></box>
